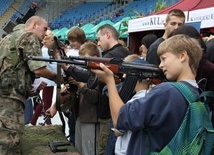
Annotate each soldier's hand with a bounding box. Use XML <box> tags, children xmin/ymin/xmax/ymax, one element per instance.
<box><xmin>46</xmin><ymin>103</ymin><xmax>57</xmax><ymax>118</ymax></box>
<box><xmin>54</xmin><ymin>75</ymin><xmax>64</xmax><ymax>84</ymax></box>
<box><xmin>37</xmin><ymin>81</ymin><xmax>47</xmax><ymax>91</ymax></box>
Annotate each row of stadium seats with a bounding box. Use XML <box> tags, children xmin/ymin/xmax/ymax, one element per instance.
<box><xmin>50</xmin><ymin>0</ymin><xmax>179</xmax><ymax>29</ymax></box>
<box><xmin>0</xmin><ymin>0</ymin><xmax>179</xmax><ymax>31</ymax></box>
<box><xmin>50</xmin><ymin>2</ymin><xmax>114</xmax><ymax>29</ymax></box>
<box><xmin>0</xmin><ymin>1</ymin><xmax>14</xmax><ymax>17</ymax></box>
<box><xmin>11</xmin><ymin>0</ymin><xmax>45</xmax><ymax>23</ymax></box>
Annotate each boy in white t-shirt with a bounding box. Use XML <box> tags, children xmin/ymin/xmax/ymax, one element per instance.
<box><xmin>114</xmin><ymin>58</ymin><xmax>152</xmax><ymax>155</ymax></box>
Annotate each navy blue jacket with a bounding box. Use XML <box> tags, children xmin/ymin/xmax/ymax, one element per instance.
<box><xmin>116</xmin><ymin>81</ymin><xmax>199</xmax><ymax>155</ymax></box>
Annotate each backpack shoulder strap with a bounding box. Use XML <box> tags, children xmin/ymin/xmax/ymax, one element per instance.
<box><xmin>9</xmin><ymin>32</ymin><xmax>18</xmax><ymax>67</ymax></box>
<box><xmin>171</xmin><ymin>82</ymin><xmax>214</xmax><ymax>113</ymax></box>
<box><xmin>170</xmin><ymin>82</ymin><xmax>197</xmax><ymax>104</ymax></box>
<box><xmin>199</xmin><ymin>91</ymin><xmax>214</xmax><ymax>101</ymax></box>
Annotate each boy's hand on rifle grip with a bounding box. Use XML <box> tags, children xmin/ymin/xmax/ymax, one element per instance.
<box><xmin>92</xmin><ymin>63</ymin><xmax>115</xmax><ymax>85</ymax></box>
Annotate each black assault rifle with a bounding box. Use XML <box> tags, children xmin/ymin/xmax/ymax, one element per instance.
<box><xmin>28</xmin><ymin>55</ymin><xmax>164</xmax><ymax>103</ymax></box>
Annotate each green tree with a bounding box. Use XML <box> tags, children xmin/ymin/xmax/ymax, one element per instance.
<box><xmin>154</xmin><ymin>0</ymin><xmax>167</xmax><ymax>13</ymax></box>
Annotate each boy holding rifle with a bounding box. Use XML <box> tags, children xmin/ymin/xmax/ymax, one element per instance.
<box><xmin>92</xmin><ymin>34</ymin><xmax>203</xmax><ymax>155</ymax></box>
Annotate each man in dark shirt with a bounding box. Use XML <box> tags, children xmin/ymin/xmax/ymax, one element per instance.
<box><xmin>96</xmin><ymin>24</ymin><xmax>132</xmax><ymax>117</ymax></box>
<box><xmin>63</xmin><ymin>24</ymin><xmax>132</xmax><ymax>155</ymax></box>
<box><xmin>146</xmin><ymin>9</ymin><xmax>185</xmax><ymax>65</ymax></box>
<box><xmin>96</xmin><ymin>24</ymin><xmax>132</xmax><ymax>155</ymax></box>
<box><xmin>204</xmin><ymin>35</ymin><xmax>214</xmax><ymax>63</ymax></box>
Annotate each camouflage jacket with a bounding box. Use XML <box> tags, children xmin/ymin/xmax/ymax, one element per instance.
<box><xmin>0</xmin><ymin>24</ymin><xmax>46</xmax><ymax>103</ymax></box>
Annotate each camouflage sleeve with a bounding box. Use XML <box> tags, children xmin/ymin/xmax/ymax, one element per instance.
<box><xmin>17</xmin><ymin>32</ymin><xmax>46</xmax><ymax>71</ymax></box>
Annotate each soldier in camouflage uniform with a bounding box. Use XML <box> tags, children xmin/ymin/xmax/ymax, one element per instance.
<box><xmin>0</xmin><ymin>16</ymin><xmax>59</xmax><ymax>155</ymax></box>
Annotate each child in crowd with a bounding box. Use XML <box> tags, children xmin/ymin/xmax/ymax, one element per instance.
<box><xmin>92</xmin><ymin>34</ymin><xmax>203</xmax><ymax>154</ymax></box>
<box><xmin>74</xmin><ymin>42</ymin><xmax>100</xmax><ymax>155</ymax></box>
<box><xmin>47</xmin><ymin>42</ymin><xmax>100</xmax><ymax>155</ymax></box>
<box><xmin>65</xmin><ymin>27</ymin><xmax>86</xmax><ymax>145</ymax></box>
<box><xmin>139</xmin><ymin>33</ymin><xmax>157</xmax><ymax>59</ymax></box>
<box><xmin>102</xmin><ymin>54</ymin><xmax>151</xmax><ymax>155</ymax></box>
<box><xmin>114</xmin><ymin>55</ymin><xmax>152</xmax><ymax>155</ymax></box>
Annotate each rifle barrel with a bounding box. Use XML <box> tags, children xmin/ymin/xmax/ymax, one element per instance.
<box><xmin>28</xmin><ymin>56</ymin><xmax>86</xmax><ymax>66</ymax></box>
<box><xmin>28</xmin><ymin>56</ymin><xmax>164</xmax><ymax>79</ymax></box>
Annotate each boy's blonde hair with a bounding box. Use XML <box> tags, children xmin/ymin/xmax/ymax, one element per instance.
<box><xmin>124</xmin><ymin>54</ymin><xmax>140</xmax><ymax>62</ymax></box>
<box><xmin>42</xmin><ymin>30</ymin><xmax>54</xmax><ymax>45</ymax></box>
<box><xmin>157</xmin><ymin>34</ymin><xmax>203</xmax><ymax>75</ymax></box>
<box><xmin>79</xmin><ymin>42</ymin><xmax>100</xmax><ymax>57</ymax></box>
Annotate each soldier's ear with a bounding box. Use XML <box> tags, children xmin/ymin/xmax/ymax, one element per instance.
<box><xmin>33</xmin><ymin>22</ymin><xmax>37</xmax><ymax>29</ymax></box>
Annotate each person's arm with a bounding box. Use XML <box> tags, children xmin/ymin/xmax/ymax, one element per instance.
<box><xmin>33</xmin><ymin>67</ymin><xmax>58</xmax><ymax>83</ymax></box>
<box><xmin>30</xmin><ymin>80</ymin><xmax>47</xmax><ymax>95</ymax></box>
<box><xmin>92</xmin><ymin>63</ymin><xmax>124</xmax><ymax>127</ymax></box>
<box><xmin>18</xmin><ymin>33</ymin><xmax>59</xmax><ymax>83</ymax></box>
<box><xmin>46</xmin><ymin>102</ymin><xmax>57</xmax><ymax>118</ymax></box>
<box><xmin>78</xmin><ymin>82</ymin><xmax>99</xmax><ymax>104</ymax></box>
<box><xmin>64</xmin><ymin>65</ymin><xmax>91</xmax><ymax>82</ymax></box>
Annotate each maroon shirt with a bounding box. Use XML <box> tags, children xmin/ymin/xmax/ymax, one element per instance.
<box><xmin>196</xmin><ymin>58</ymin><xmax>214</xmax><ymax>112</ymax></box>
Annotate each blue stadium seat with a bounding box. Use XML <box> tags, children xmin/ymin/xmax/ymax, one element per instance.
<box><xmin>11</xmin><ymin>0</ymin><xmax>42</xmax><ymax>22</ymax></box>
<box><xmin>0</xmin><ymin>1</ymin><xmax>14</xmax><ymax>17</ymax></box>
<box><xmin>50</xmin><ymin>2</ymin><xmax>111</xmax><ymax>29</ymax></box>
<box><xmin>3</xmin><ymin>0</ymin><xmax>180</xmax><ymax>31</ymax></box>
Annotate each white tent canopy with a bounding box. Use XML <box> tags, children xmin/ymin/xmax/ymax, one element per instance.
<box><xmin>128</xmin><ymin>6</ymin><xmax>214</xmax><ymax>33</ymax></box>
<box><xmin>128</xmin><ymin>14</ymin><xmax>167</xmax><ymax>33</ymax></box>
<box><xmin>188</xmin><ymin>7</ymin><xmax>214</xmax><ymax>29</ymax></box>
<box><xmin>128</xmin><ymin>11</ymin><xmax>188</xmax><ymax>33</ymax></box>
<box><xmin>127</xmin><ymin>0</ymin><xmax>214</xmax><ymax>54</ymax></box>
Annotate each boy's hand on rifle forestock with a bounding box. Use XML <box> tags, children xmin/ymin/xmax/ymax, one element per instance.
<box><xmin>92</xmin><ymin>63</ymin><xmax>115</xmax><ymax>85</ymax></box>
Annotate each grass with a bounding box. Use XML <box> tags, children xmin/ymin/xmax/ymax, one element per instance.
<box><xmin>21</xmin><ymin>125</ymin><xmax>79</xmax><ymax>155</ymax></box>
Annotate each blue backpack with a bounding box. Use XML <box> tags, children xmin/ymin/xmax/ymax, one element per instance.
<box><xmin>149</xmin><ymin>82</ymin><xmax>214</xmax><ymax>155</ymax></box>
